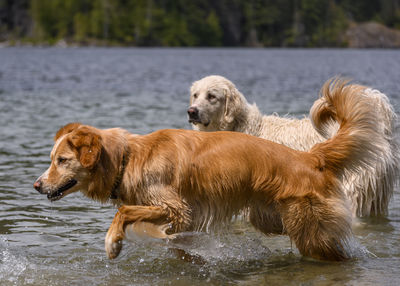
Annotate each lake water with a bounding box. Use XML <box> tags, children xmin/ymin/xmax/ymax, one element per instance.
<box><xmin>0</xmin><ymin>47</ymin><xmax>399</xmax><ymax>285</ymax></box>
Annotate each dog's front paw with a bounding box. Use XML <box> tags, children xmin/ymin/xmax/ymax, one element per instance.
<box><xmin>105</xmin><ymin>208</ymin><xmax>127</xmax><ymax>259</ymax></box>
<box><xmin>105</xmin><ymin>229</ymin><xmax>124</xmax><ymax>259</ymax></box>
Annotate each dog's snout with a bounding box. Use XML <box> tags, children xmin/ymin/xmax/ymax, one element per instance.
<box><xmin>34</xmin><ymin>180</ymin><xmax>42</xmax><ymax>192</ymax></box>
<box><xmin>187</xmin><ymin>107</ymin><xmax>199</xmax><ymax>118</ymax></box>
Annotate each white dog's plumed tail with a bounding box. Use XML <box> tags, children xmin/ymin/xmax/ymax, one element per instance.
<box><xmin>310</xmin><ymin>78</ymin><xmax>399</xmax><ymax>216</ymax></box>
<box><xmin>354</xmin><ymin>88</ymin><xmax>400</xmax><ymax>216</ymax></box>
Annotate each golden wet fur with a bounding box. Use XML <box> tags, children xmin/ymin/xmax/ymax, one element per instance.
<box><xmin>34</xmin><ymin>79</ymin><xmax>384</xmax><ymax>261</ymax></box>
<box><xmin>189</xmin><ymin>75</ymin><xmax>399</xmax><ymax>217</ymax></box>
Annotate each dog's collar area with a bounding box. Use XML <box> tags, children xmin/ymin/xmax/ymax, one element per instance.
<box><xmin>110</xmin><ymin>150</ymin><xmax>130</xmax><ymax>200</ymax></box>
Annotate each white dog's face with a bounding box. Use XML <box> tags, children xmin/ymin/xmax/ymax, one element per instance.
<box><xmin>188</xmin><ymin>76</ymin><xmax>229</xmax><ymax>131</ymax></box>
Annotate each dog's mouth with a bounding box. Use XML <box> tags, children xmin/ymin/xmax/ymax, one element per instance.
<box><xmin>47</xmin><ymin>179</ymin><xmax>77</xmax><ymax>201</ymax></box>
<box><xmin>188</xmin><ymin>118</ymin><xmax>209</xmax><ymax>127</ymax></box>
<box><xmin>188</xmin><ymin>118</ymin><xmax>200</xmax><ymax>125</ymax></box>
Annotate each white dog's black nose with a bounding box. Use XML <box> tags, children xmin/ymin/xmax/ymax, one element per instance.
<box><xmin>187</xmin><ymin>107</ymin><xmax>199</xmax><ymax>119</ymax></box>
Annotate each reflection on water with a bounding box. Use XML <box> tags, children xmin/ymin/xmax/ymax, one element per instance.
<box><xmin>0</xmin><ymin>47</ymin><xmax>400</xmax><ymax>285</ymax></box>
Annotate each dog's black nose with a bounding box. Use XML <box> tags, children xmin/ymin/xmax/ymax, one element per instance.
<box><xmin>34</xmin><ymin>180</ymin><xmax>42</xmax><ymax>192</ymax></box>
<box><xmin>187</xmin><ymin>107</ymin><xmax>199</xmax><ymax>118</ymax></box>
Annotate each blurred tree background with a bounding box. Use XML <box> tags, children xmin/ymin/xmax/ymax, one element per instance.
<box><xmin>1</xmin><ymin>0</ymin><xmax>400</xmax><ymax>47</ymax></box>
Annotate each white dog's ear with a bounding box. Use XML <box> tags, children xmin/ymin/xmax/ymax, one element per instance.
<box><xmin>222</xmin><ymin>84</ymin><xmax>244</xmax><ymax>128</ymax></box>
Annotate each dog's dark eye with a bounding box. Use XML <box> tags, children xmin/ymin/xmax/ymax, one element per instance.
<box><xmin>57</xmin><ymin>157</ymin><xmax>67</xmax><ymax>164</ymax></box>
<box><xmin>193</xmin><ymin>93</ymin><xmax>198</xmax><ymax>99</ymax></box>
<box><xmin>207</xmin><ymin>93</ymin><xmax>216</xmax><ymax>100</ymax></box>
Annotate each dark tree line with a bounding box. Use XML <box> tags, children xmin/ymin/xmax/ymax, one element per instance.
<box><xmin>1</xmin><ymin>0</ymin><xmax>400</xmax><ymax>46</ymax></box>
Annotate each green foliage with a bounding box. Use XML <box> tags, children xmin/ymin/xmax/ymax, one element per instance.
<box><xmin>2</xmin><ymin>0</ymin><xmax>400</xmax><ymax>46</ymax></box>
<box><xmin>300</xmin><ymin>0</ymin><xmax>348</xmax><ymax>46</ymax></box>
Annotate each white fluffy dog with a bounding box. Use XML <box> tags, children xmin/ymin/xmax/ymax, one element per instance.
<box><xmin>188</xmin><ymin>75</ymin><xmax>399</xmax><ymax>217</ymax></box>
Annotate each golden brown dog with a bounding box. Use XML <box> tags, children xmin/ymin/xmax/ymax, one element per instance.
<box><xmin>34</xmin><ymin>79</ymin><xmax>384</xmax><ymax>261</ymax></box>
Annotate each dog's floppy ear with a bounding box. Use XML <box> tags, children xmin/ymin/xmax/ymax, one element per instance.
<box><xmin>223</xmin><ymin>83</ymin><xmax>244</xmax><ymax>126</ymax></box>
<box><xmin>54</xmin><ymin>122</ymin><xmax>83</xmax><ymax>141</ymax></box>
<box><xmin>68</xmin><ymin>127</ymin><xmax>102</xmax><ymax>169</ymax></box>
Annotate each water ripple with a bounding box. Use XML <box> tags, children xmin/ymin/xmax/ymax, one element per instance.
<box><xmin>0</xmin><ymin>47</ymin><xmax>400</xmax><ymax>285</ymax></box>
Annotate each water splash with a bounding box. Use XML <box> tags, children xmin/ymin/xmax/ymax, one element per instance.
<box><xmin>0</xmin><ymin>236</ymin><xmax>28</xmax><ymax>284</ymax></box>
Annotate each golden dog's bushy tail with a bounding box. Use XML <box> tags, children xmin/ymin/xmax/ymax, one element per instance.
<box><xmin>280</xmin><ymin>78</ymin><xmax>386</xmax><ymax>261</ymax></box>
<box><xmin>309</xmin><ymin>78</ymin><xmax>387</xmax><ymax>179</ymax></box>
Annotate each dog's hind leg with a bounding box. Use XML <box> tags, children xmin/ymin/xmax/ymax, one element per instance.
<box><xmin>278</xmin><ymin>194</ymin><xmax>353</xmax><ymax>261</ymax></box>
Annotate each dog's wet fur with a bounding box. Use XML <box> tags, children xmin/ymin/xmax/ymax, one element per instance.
<box><xmin>35</xmin><ymin>79</ymin><xmax>385</xmax><ymax>261</ymax></box>
<box><xmin>189</xmin><ymin>75</ymin><xmax>399</xmax><ymax>217</ymax></box>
